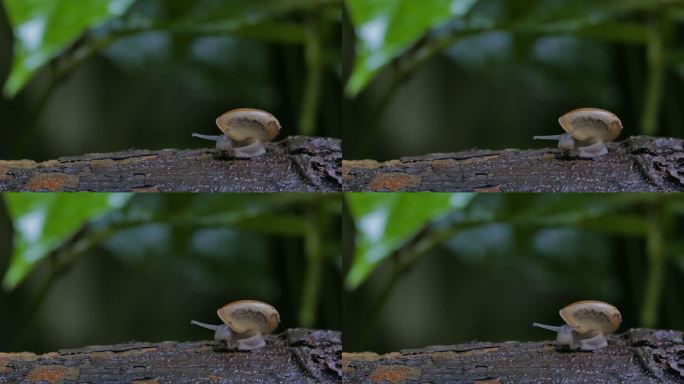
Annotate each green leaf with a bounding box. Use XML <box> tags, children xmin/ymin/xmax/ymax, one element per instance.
<box><xmin>345</xmin><ymin>0</ymin><xmax>479</xmax><ymax>97</ymax></box>
<box><xmin>345</xmin><ymin>193</ymin><xmax>473</xmax><ymax>289</ymax></box>
<box><xmin>2</xmin><ymin>193</ymin><xmax>131</xmax><ymax>290</ymax></box>
<box><xmin>2</xmin><ymin>0</ymin><xmax>136</xmax><ymax>97</ymax></box>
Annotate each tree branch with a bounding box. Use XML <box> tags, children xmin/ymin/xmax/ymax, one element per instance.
<box><xmin>342</xmin><ymin>328</ymin><xmax>684</xmax><ymax>384</ymax></box>
<box><xmin>0</xmin><ymin>328</ymin><xmax>341</xmax><ymax>383</ymax></box>
<box><xmin>0</xmin><ymin>136</ymin><xmax>341</xmax><ymax>192</ymax></box>
<box><xmin>343</xmin><ymin>136</ymin><xmax>684</xmax><ymax>192</ymax></box>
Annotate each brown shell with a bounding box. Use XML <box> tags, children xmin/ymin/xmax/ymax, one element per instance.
<box><xmin>217</xmin><ymin>300</ymin><xmax>280</xmax><ymax>334</ymax></box>
<box><xmin>559</xmin><ymin>300</ymin><xmax>622</xmax><ymax>335</ymax></box>
<box><xmin>215</xmin><ymin>108</ymin><xmax>281</xmax><ymax>143</ymax></box>
<box><xmin>558</xmin><ymin>108</ymin><xmax>623</xmax><ymax>142</ymax></box>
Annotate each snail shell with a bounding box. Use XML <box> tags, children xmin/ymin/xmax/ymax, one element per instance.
<box><xmin>558</xmin><ymin>108</ymin><xmax>622</xmax><ymax>143</ymax></box>
<box><xmin>559</xmin><ymin>300</ymin><xmax>621</xmax><ymax>335</ymax></box>
<box><xmin>215</xmin><ymin>108</ymin><xmax>281</xmax><ymax>144</ymax></box>
<box><xmin>217</xmin><ymin>300</ymin><xmax>280</xmax><ymax>335</ymax></box>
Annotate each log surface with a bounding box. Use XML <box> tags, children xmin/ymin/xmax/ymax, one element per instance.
<box><xmin>0</xmin><ymin>136</ymin><xmax>342</xmax><ymax>192</ymax></box>
<box><xmin>343</xmin><ymin>136</ymin><xmax>684</xmax><ymax>192</ymax></box>
<box><xmin>0</xmin><ymin>328</ymin><xmax>341</xmax><ymax>384</ymax></box>
<box><xmin>342</xmin><ymin>328</ymin><xmax>684</xmax><ymax>384</ymax></box>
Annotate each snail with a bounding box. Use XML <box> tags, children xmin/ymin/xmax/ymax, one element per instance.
<box><xmin>533</xmin><ymin>108</ymin><xmax>623</xmax><ymax>158</ymax></box>
<box><xmin>532</xmin><ymin>300</ymin><xmax>622</xmax><ymax>351</ymax></box>
<box><xmin>192</xmin><ymin>108</ymin><xmax>281</xmax><ymax>158</ymax></box>
<box><xmin>191</xmin><ymin>300</ymin><xmax>280</xmax><ymax>350</ymax></box>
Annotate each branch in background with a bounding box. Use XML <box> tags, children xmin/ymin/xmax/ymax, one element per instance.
<box><xmin>300</xmin><ymin>11</ymin><xmax>325</xmax><ymax>136</ymax></box>
<box><xmin>300</xmin><ymin>200</ymin><xmax>325</xmax><ymax>327</ymax></box>
<box><xmin>642</xmin><ymin>201</ymin><xmax>671</xmax><ymax>327</ymax></box>
<box><xmin>641</xmin><ymin>13</ymin><xmax>666</xmax><ymax>136</ymax></box>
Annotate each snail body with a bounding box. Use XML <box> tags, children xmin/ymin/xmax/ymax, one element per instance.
<box><xmin>532</xmin><ymin>300</ymin><xmax>621</xmax><ymax>351</ymax></box>
<box><xmin>192</xmin><ymin>108</ymin><xmax>281</xmax><ymax>158</ymax></box>
<box><xmin>191</xmin><ymin>300</ymin><xmax>280</xmax><ymax>350</ymax></box>
<box><xmin>533</xmin><ymin>108</ymin><xmax>623</xmax><ymax>158</ymax></box>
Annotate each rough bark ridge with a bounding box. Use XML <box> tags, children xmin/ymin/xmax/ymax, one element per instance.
<box><xmin>342</xmin><ymin>328</ymin><xmax>683</xmax><ymax>384</ymax></box>
<box><xmin>0</xmin><ymin>136</ymin><xmax>341</xmax><ymax>192</ymax></box>
<box><xmin>0</xmin><ymin>328</ymin><xmax>341</xmax><ymax>384</ymax></box>
<box><xmin>343</xmin><ymin>136</ymin><xmax>684</xmax><ymax>192</ymax></box>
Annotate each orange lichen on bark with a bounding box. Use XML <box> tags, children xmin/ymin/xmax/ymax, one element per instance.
<box><xmin>368</xmin><ymin>173</ymin><xmax>421</xmax><ymax>191</ymax></box>
<box><xmin>26</xmin><ymin>365</ymin><xmax>79</xmax><ymax>383</ymax></box>
<box><xmin>25</xmin><ymin>173</ymin><xmax>79</xmax><ymax>191</ymax></box>
<box><xmin>368</xmin><ymin>365</ymin><xmax>421</xmax><ymax>384</ymax></box>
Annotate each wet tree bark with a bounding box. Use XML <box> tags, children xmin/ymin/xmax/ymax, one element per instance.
<box><xmin>0</xmin><ymin>136</ymin><xmax>342</xmax><ymax>192</ymax></box>
<box><xmin>0</xmin><ymin>328</ymin><xmax>341</xmax><ymax>384</ymax></box>
<box><xmin>342</xmin><ymin>328</ymin><xmax>684</xmax><ymax>384</ymax></box>
<box><xmin>343</xmin><ymin>136</ymin><xmax>684</xmax><ymax>192</ymax></box>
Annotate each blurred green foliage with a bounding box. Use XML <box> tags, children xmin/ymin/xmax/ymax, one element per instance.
<box><xmin>0</xmin><ymin>0</ymin><xmax>341</xmax><ymax>160</ymax></box>
<box><xmin>3</xmin><ymin>0</ymin><xmax>136</xmax><ymax>97</ymax></box>
<box><xmin>3</xmin><ymin>193</ymin><xmax>131</xmax><ymax>289</ymax></box>
<box><xmin>343</xmin><ymin>193</ymin><xmax>684</xmax><ymax>352</ymax></box>
<box><xmin>346</xmin><ymin>0</ymin><xmax>678</xmax><ymax>96</ymax></box>
<box><xmin>2</xmin><ymin>0</ymin><xmax>339</xmax><ymax>97</ymax></box>
<box><xmin>346</xmin><ymin>0</ymin><xmax>478</xmax><ymax>96</ymax></box>
<box><xmin>0</xmin><ymin>193</ymin><xmax>341</xmax><ymax>352</ymax></box>
<box><xmin>343</xmin><ymin>0</ymin><xmax>684</xmax><ymax>159</ymax></box>
<box><xmin>345</xmin><ymin>192</ymin><xmax>471</xmax><ymax>289</ymax></box>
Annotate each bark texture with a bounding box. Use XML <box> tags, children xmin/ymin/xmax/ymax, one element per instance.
<box><xmin>0</xmin><ymin>328</ymin><xmax>341</xmax><ymax>384</ymax></box>
<box><xmin>343</xmin><ymin>136</ymin><xmax>684</xmax><ymax>192</ymax></box>
<box><xmin>0</xmin><ymin>136</ymin><xmax>341</xmax><ymax>192</ymax></box>
<box><xmin>342</xmin><ymin>328</ymin><xmax>684</xmax><ymax>384</ymax></box>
